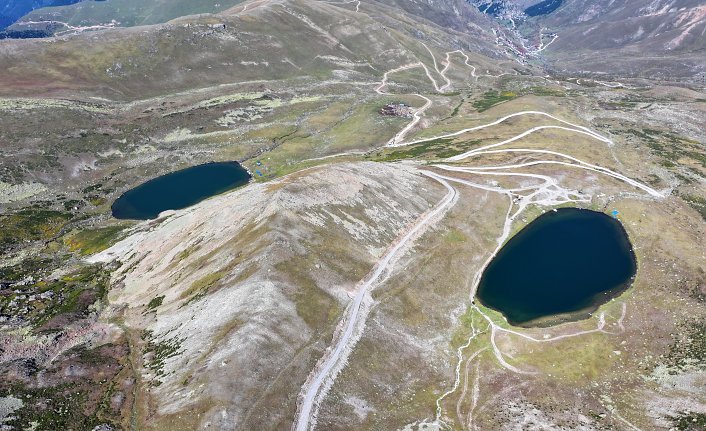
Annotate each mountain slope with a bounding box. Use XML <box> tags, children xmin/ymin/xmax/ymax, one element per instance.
<box><xmin>88</xmin><ymin>162</ymin><xmax>445</xmax><ymax>429</ymax></box>
<box><xmin>8</xmin><ymin>0</ymin><xmax>247</xmax><ymax>33</ymax></box>
<box><xmin>0</xmin><ymin>0</ymin><xmax>508</xmax><ymax>100</ymax></box>
<box><xmin>0</xmin><ymin>0</ymin><xmax>82</xmax><ymax>30</ymax></box>
<box><xmin>0</xmin><ymin>0</ymin><xmax>705</xmax><ymax>430</ymax></box>
<box><xmin>531</xmin><ymin>0</ymin><xmax>706</xmax><ymax>77</ymax></box>
<box><xmin>539</xmin><ymin>0</ymin><xmax>706</xmax><ymax>51</ymax></box>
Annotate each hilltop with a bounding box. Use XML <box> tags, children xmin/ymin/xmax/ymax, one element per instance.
<box><xmin>0</xmin><ymin>1</ymin><xmax>704</xmax><ymax>430</ymax></box>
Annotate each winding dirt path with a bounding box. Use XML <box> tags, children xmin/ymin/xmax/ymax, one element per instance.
<box><xmin>294</xmin><ymin>42</ymin><xmax>664</xmax><ymax>430</ymax></box>
<box><xmin>294</xmin><ymin>172</ymin><xmax>458</xmax><ymax>431</ymax></box>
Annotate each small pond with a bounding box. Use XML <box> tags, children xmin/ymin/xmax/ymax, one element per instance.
<box><xmin>111</xmin><ymin>161</ymin><xmax>250</xmax><ymax>220</ymax></box>
<box><xmin>476</xmin><ymin>208</ymin><xmax>636</xmax><ymax>327</ymax></box>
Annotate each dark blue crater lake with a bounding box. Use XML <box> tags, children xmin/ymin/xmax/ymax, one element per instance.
<box><xmin>111</xmin><ymin>162</ymin><xmax>250</xmax><ymax>220</ymax></box>
<box><xmin>476</xmin><ymin>208</ymin><xmax>636</xmax><ymax>327</ymax></box>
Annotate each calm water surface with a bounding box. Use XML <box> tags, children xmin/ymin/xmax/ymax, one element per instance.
<box><xmin>476</xmin><ymin>208</ymin><xmax>636</xmax><ymax>327</ymax></box>
<box><xmin>112</xmin><ymin>162</ymin><xmax>250</xmax><ymax>220</ymax></box>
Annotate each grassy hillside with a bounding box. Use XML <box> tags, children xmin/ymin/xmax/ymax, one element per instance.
<box><xmin>0</xmin><ymin>0</ymin><xmax>82</xmax><ymax>30</ymax></box>
<box><xmin>10</xmin><ymin>0</ymin><xmax>247</xmax><ymax>31</ymax></box>
<box><xmin>1</xmin><ymin>1</ymin><xmax>704</xmax><ymax>430</ymax></box>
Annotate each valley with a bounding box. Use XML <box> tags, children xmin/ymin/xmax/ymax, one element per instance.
<box><xmin>0</xmin><ymin>0</ymin><xmax>705</xmax><ymax>430</ymax></box>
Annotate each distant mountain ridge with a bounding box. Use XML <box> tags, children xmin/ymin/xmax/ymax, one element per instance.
<box><xmin>3</xmin><ymin>0</ymin><xmax>704</xmax><ymax>79</ymax></box>
<box><xmin>7</xmin><ymin>0</ymin><xmax>247</xmax><ymax>36</ymax></box>
<box><xmin>467</xmin><ymin>0</ymin><xmax>705</xmax><ymax>78</ymax></box>
<box><xmin>469</xmin><ymin>0</ymin><xmax>705</xmax><ymax>52</ymax></box>
<box><xmin>0</xmin><ymin>0</ymin><xmax>83</xmax><ymax>30</ymax></box>
<box><xmin>539</xmin><ymin>0</ymin><xmax>706</xmax><ymax>52</ymax></box>
<box><xmin>469</xmin><ymin>0</ymin><xmax>564</xmax><ymax>19</ymax></box>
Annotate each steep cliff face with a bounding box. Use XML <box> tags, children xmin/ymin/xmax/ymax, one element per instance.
<box><xmin>538</xmin><ymin>0</ymin><xmax>706</xmax><ymax>52</ymax></box>
<box><xmin>538</xmin><ymin>0</ymin><xmax>706</xmax><ymax>77</ymax></box>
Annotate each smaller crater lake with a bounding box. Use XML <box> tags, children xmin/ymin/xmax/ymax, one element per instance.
<box><xmin>111</xmin><ymin>161</ymin><xmax>251</xmax><ymax>220</ymax></box>
<box><xmin>476</xmin><ymin>208</ymin><xmax>637</xmax><ymax>327</ymax></box>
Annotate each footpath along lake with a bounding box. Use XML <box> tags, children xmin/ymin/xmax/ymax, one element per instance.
<box><xmin>476</xmin><ymin>208</ymin><xmax>637</xmax><ymax>327</ymax></box>
<box><xmin>112</xmin><ymin>161</ymin><xmax>251</xmax><ymax>220</ymax></box>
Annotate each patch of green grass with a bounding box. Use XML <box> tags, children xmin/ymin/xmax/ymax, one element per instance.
<box><xmin>87</xmin><ymin>196</ymin><xmax>107</xmax><ymax>207</ymax></box>
<box><xmin>180</xmin><ymin>270</ymin><xmax>228</xmax><ymax>303</ymax></box>
<box><xmin>197</xmin><ymin>317</ymin><xmax>245</xmax><ymax>364</ymax></box>
<box><xmin>375</xmin><ymin>138</ymin><xmax>452</xmax><ymax>159</ymax></box>
<box><xmin>646</xmin><ymin>173</ymin><xmax>662</xmax><ymax>187</ymax></box>
<box><xmin>449</xmin><ymin>100</ymin><xmax>463</xmax><ymax>118</ymax></box>
<box><xmin>78</xmin><ymin>182</ymin><xmax>115</xmax><ymax>207</ymax></box>
<box><xmin>64</xmin><ymin>225</ymin><xmax>125</xmax><ymax>255</ymax></box>
<box><xmin>526</xmin><ymin>86</ymin><xmax>566</xmax><ymax>97</ymax></box>
<box><xmin>63</xmin><ymin>199</ymin><xmax>86</xmax><ymax>212</ymax></box>
<box><xmin>43</xmin><ymin>266</ymin><xmax>110</xmax><ymax>323</ymax></box>
<box><xmin>0</xmin><ymin>209</ymin><xmax>73</xmax><ymax>251</ymax></box>
<box><xmin>674</xmin><ymin>172</ymin><xmax>694</xmax><ymax>185</ymax></box>
<box><xmin>447</xmin><ymin>306</ymin><xmax>495</xmax><ymax>353</ymax></box>
<box><xmin>3</xmin><ymin>383</ymin><xmax>109</xmax><ymax>430</ymax></box>
<box><xmin>441</xmin><ymin>97</ymin><xmax>466</xmax><ymax>121</ymax></box>
<box><xmin>142</xmin><ymin>331</ymin><xmax>184</xmax><ymax>381</ymax></box>
<box><xmin>175</xmin><ymin>244</ymin><xmax>201</xmax><ymax>262</ymax></box>
<box><xmin>625</xmin><ymin>128</ymin><xmax>706</xmax><ymax>173</ymax></box>
<box><xmin>680</xmin><ymin>194</ymin><xmax>706</xmax><ymax>221</ymax></box>
<box><xmin>0</xmin><ymin>257</ymin><xmax>53</xmax><ymax>282</ymax></box>
<box><xmin>146</xmin><ymin>295</ymin><xmax>165</xmax><ymax>311</ymax></box>
<box><xmin>604</xmin><ymin>100</ymin><xmax>638</xmax><ymax>109</ymax></box>
<box><xmin>443</xmin><ymin>228</ymin><xmax>467</xmax><ymax>244</ymax></box>
<box><xmin>449</xmin><ymin>306</ymin><xmax>480</xmax><ymax>349</ymax></box>
<box><xmin>81</xmin><ymin>183</ymin><xmax>103</xmax><ymax>194</ymax></box>
<box><xmin>666</xmin><ymin>319</ymin><xmax>706</xmax><ymax>373</ymax></box>
<box><xmin>274</xmin><ymin>256</ymin><xmax>341</xmax><ymax>327</ymax></box>
<box><xmin>1</xmin><ymin>263</ymin><xmax>112</xmax><ymax>329</ymax></box>
<box><xmin>472</xmin><ymin>90</ymin><xmax>517</xmax><ymax>112</ymax></box>
<box><xmin>670</xmin><ymin>412</ymin><xmax>706</xmax><ymax>431</ymax></box>
<box><xmin>373</xmin><ymin>137</ymin><xmax>481</xmax><ymax>161</ymax></box>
